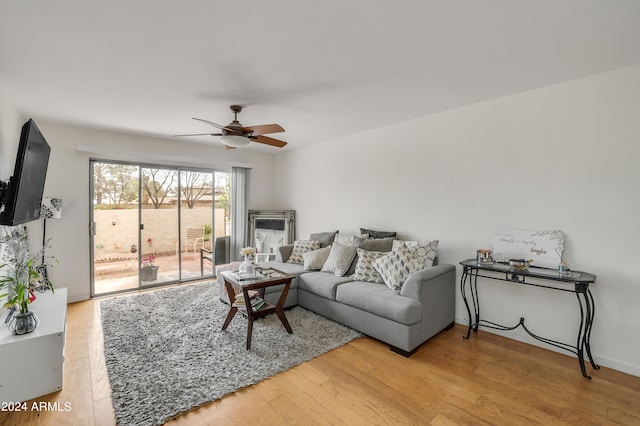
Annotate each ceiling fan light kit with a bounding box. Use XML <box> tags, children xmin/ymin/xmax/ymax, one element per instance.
<box><xmin>220</xmin><ymin>135</ymin><xmax>251</xmax><ymax>147</ymax></box>
<box><xmin>175</xmin><ymin>105</ymin><xmax>287</xmax><ymax>149</ymax></box>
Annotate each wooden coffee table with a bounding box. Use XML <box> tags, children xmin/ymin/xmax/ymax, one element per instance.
<box><xmin>220</xmin><ymin>269</ymin><xmax>293</xmax><ymax>349</ymax></box>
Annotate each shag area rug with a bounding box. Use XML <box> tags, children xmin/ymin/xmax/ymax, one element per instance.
<box><xmin>100</xmin><ymin>282</ymin><xmax>361</xmax><ymax>426</ymax></box>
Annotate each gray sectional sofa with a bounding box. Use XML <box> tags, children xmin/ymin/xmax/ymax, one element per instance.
<box><xmin>217</xmin><ymin>231</ymin><xmax>456</xmax><ymax>356</ymax></box>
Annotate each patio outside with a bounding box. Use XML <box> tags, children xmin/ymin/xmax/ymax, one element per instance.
<box><xmin>92</xmin><ymin>163</ymin><xmax>231</xmax><ymax>295</ymax></box>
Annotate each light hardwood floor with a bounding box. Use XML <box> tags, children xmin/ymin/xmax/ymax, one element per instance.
<box><xmin>2</xmin><ymin>287</ymin><xmax>639</xmax><ymax>425</ymax></box>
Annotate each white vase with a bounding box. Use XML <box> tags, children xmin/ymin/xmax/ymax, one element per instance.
<box><xmin>239</xmin><ymin>255</ymin><xmax>255</xmax><ymax>276</ymax></box>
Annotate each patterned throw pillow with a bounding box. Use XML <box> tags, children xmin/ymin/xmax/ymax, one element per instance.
<box><xmin>303</xmin><ymin>246</ymin><xmax>331</xmax><ymax>271</ymax></box>
<box><xmin>334</xmin><ymin>234</ymin><xmax>369</xmax><ymax>246</ymax></box>
<box><xmin>392</xmin><ymin>239</ymin><xmax>439</xmax><ymax>269</ymax></box>
<box><xmin>373</xmin><ymin>245</ymin><xmax>420</xmax><ymax>290</ymax></box>
<box><xmin>351</xmin><ymin>248</ymin><xmax>385</xmax><ymax>283</ymax></box>
<box><xmin>287</xmin><ymin>240</ymin><xmax>321</xmax><ymax>264</ymax></box>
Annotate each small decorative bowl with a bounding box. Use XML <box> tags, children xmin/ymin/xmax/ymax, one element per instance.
<box><xmin>509</xmin><ymin>259</ymin><xmax>530</xmax><ymax>270</ymax></box>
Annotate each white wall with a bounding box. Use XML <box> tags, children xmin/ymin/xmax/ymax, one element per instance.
<box><xmin>24</xmin><ymin>122</ymin><xmax>279</xmax><ymax>302</ymax></box>
<box><xmin>273</xmin><ymin>65</ymin><xmax>640</xmax><ymax>377</ymax></box>
<box><xmin>0</xmin><ymin>81</ymin><xmax>21</xmax><ymax>180</ymax></box>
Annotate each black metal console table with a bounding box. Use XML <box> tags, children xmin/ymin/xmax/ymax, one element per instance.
<box><xmin>459</xmin><ymin>259</ymin><xmax>599</xmax><ymax>379</ymax></box>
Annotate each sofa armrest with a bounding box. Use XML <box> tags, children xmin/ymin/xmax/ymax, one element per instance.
<box><xmin>276</xmin><ymin>244</ymin><xmax>294</xmax><ymax>262</ymax></box>
<box><xmin>400</xmin><ymin>264</ymin><xmax>456</xmax><ymax>301</ymax></box>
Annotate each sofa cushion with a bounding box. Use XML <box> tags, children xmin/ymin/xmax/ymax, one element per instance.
<box><xmin>360</xmin><ymin>228</ymin><xmax>397</xmax><ymax>239</ymax></box>
<box><xmin>262</xmin><ymin>261</ymin><xmax>305</xmax><ymax>277</ymax></box>
<box><xmin>359</xmin><ymin>237</ymin><xmax>395</xmax><ymax>252</ymax></box>
<box><xmin>321</xmin><ymin>242</ymin><xmax>358</xmax><ymax>276</ymax></box>
<box><xmin>299</xmin><ymin>271</ymin><xmax>353</xmax><ymax>300</ymax></box>
<box><xmin>392</xmin><ymin>239</ymin><xmax>439</xmax><ymax>269</ymax></box>
<box><xmin>287</xmin><ymin>240</ymin><xmax>321</xmax><ymax>264</ymax></box>
<box><xmin>303</xmin><ymin>246</ymin><xmax>331</xmax><ymax>271</ymax></box>
<box><xmin>309</xmin><ymin>231</ymin><xmax>339</xmax><ymax>248</ymax></box>
<box><xmin>351</xmin><ymin>248</ymin><xmax>385</xmax><ymax>283</ymax></box>
<box><xmin>336</xmin><ymin>281</ymin><xmax>422</xmax><ymax>325</ymax></box>
<box><xmin>373</xmin><ymin>245</ymin><xmax>421</xmax><ymax>290</ymax></box>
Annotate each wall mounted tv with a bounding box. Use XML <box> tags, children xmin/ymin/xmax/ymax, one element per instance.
<box><xmin>0</xmin><ymin>119</ymin><xmax>51</xmax><ymax>226</ymax></box>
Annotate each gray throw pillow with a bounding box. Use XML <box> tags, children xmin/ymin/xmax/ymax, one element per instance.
<box><xmin>321</xmin><ymin>242</ymin><xmax>358</xmax><ymax>276</ymax></box>
<box><xmin>309</xmin><ymin>231</ymin><xmax>339</xmax><ymax>248</ymax></box>
<box><xmin>360</xmin><ymin>228</ymin><xmax>397</xmax><ymax>239</ymax></box>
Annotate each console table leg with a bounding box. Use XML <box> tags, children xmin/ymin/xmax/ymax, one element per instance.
<box><xmin>575</xmin><ymin>290</ymin><xmax>592</xmax><ymax>379</ymax></box>
<box><xmin>461</xmin><ymin>268</ymin><xmax>473</xmax><ymax>339</ymax></box>
<box><xmin>584</xmin><ymin>289</ymin><xmax>600</xmax><ymax>370</ymax></box>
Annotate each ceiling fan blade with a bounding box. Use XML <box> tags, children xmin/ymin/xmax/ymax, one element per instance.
<box><xmin>192</xmin><ymin>117</ymin><xmax>233</xmax><ymax>132</ymax></box>
<box><xmin>224</xmin><ymin>145</ymin><xmax>236</xmax><ymax>150</ymax></box>
<box><xmin>173</xmin><ymin>133</ymin><xmax>223</xmax><ymax>137</ymax></box>
<box><xmin>242</xmin><ymin>124</ymin><xmax>285</xmax><ymax>136</ymax></box>
<box><xmin>250</xmin><ymin>135</ymin><xmax>287</xmax><ymax>148</ymax></box>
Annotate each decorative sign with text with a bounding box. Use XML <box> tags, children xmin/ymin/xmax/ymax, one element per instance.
<box><xmin>490</xmin><ymin>228</ymin><xmax>564</xmax><ymax>269</ymax></box>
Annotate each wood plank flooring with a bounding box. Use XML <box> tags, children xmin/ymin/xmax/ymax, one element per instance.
<box><xmin>2</xmin><ymin>287</ymin><xmax>639</xmax><ymax>425</ymax></box>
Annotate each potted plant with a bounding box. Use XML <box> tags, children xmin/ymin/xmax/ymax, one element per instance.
<box><xmin>140</xmin><ymin>255</ymin><xmax>159</xmax><ymax>281</ymax></box>
<box><xmin>203</xmin><ymin>224</ymin><xmax>212</xmax><ymax>244</ymax></box>
<box><xmin>0</xmin><ymin>229</ymin><xmax>55</xmax><ymax>335</ymax></box>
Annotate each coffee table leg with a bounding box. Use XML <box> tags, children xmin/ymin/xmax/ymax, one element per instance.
<box><xmin>222</xmin><ymin>307</ymin><xmax>237</xmax><ymax>331</ymax></box>
<box><xmin>275</xmin><ymin>281</ymin><xmax>293</xmax><ymax>334</ymax></box>
<box><xmin>275</xmin><ymin>309</ymin><xmax>293</xmax><ymax>333</ymax></box>
<box><xmin>222</xmin><ymin>280</ymin><xmax>238</xmax><ymax>331</ymax></box>
<box><xmin>246</xmin><ymin>316</ymin><xmax>254</xmax><ymax>350</ymax></box>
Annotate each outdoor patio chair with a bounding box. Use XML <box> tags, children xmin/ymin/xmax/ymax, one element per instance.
<box><xmin>179</xmin><ymin>227</ymin><xmax>205</xmax><ymax>253</ymax></box>
<box><xmin>200</xmin><ymin>235</ymin><xmax>230</xmax><ymax>275</ymax></box>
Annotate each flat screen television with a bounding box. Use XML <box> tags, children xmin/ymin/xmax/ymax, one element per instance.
<box><xmin>0</xmin><ymin>119</ymin><xmax>51</xmax><ymax>226</ymax></box>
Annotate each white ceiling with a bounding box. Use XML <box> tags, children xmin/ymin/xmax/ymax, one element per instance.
<box><xmin>1</xmin><ymin>0</ymin><xmax>639</xmax><ymax>151</ymax></box>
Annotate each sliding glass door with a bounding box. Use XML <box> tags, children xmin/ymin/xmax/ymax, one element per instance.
<box><xmin>91</xmin><ymin>161</ymin><xmax>228</xmax><ymax>296</ymax></box>
<box><xmin>140</xmin><ymin>167</ymin><xmax>180</xmax><ymax>286</ymax></box>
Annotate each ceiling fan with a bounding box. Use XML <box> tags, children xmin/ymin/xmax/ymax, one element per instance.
<box><xmin>174</xmin><ymin>105</ymin><xmax>287</xmax><ymax>149</ymax></box>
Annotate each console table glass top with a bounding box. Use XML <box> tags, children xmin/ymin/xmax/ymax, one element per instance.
<box><xmin>459</xmin><ymin>259</ymin><xmax>596</xmax><ymax>284</ymax></box>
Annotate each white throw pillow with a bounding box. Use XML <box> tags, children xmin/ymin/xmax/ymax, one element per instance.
<box><xmin>351</xmin><ymin>248</ymin><xmax>385</xmax><ymax>284</ymax></box>
<box><xmin>287</xmin><ymin>240</ymin><xmax>321</xmax><ymax>264</ymax></box>
<box><xmin>373</xmin><ymin>245</ymin><xmax>420</xmax><ymax>290</ymax></box>
<box><xmin>392</xmin><ymin>239</ymin><xmax>439</xmax><ymax>269</ymax></box>
<box><xmin>303</xmin><ymin>246</ymin><xmax>332</xmax><ymax>271</ymax></box>
<box><xmin>321</xmin><ymin>242</ymin><xmax>358</xmax><ymax>276</ymax></box>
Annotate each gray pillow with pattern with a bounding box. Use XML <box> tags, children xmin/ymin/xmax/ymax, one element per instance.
<box><xmin>351</xmin><ymin>248</ymin><xmax>386</xmax><ymax>283</ymax></box>
<box><xmin>287</xmin><ymin>240</ymin><xmax>321</xmax><ymax>264</ymax></box>
<box><xmin>392</xmin><ymin>239</ymin><xmax>439</xmax><ymax>269</ymax></box>
<box><xmin>373</xmin><ymin>245</ymin><xmax>421</xmax><ymax>290</ymax></box>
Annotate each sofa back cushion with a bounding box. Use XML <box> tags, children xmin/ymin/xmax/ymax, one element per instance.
<box><xmin>309</xmin><ymin>231</ymin><xmax>339</xmax><ymax>248</ymax></box>
<box><xmin>359</xmin><ymin>237</ymin><xmax>395</xmax><ymax>252</ymax></box>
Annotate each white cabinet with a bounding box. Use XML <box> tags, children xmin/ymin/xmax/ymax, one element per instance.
<box><xmin>0</xmin><ymin>288</ymin><xmax>67</xmax><ymax>403</ymax></box>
